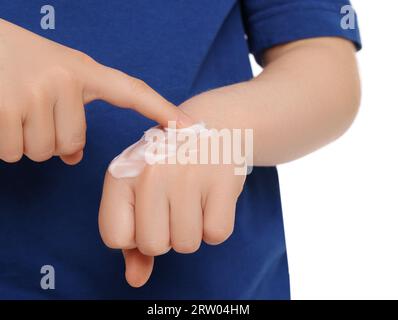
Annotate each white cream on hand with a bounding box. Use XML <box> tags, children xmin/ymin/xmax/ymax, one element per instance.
<box><xmin>108</xmin><ymin>123</ymin><xmax>208</xmax><ymax>179</ymax></box>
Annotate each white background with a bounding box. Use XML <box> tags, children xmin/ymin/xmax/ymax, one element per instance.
<box><xmin>250</xmin><ymin>0</ymin><xmax>398</xmax><ymax>300</ymax></box>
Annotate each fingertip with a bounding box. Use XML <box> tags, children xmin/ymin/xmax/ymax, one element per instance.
<box><xmin>60</xmin><ymin>150</ymin><xmax>84</xmax><ymax>165</ymax></box>
<box><xmin>125</xmin><ymin>273</ymin><xmax>148</xmax><ymax>288</ymax></box>
<box><xmin>123</xmin><ymin>249</ymin><xmax>154</xmax><ymax>288</ymax></box>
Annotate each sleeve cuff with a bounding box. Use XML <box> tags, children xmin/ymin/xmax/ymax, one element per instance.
<box><xmin>246</xmin><ymin>1</ymin><xmax>362</xmax><ymax>65</ymax></box>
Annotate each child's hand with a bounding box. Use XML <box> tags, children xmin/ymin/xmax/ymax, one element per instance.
<box><xmin>98</xmin><ymin>147</ymin><xmax>245</xmax><ymax>287</ymax></box>
<box><xmin>0</xmin><ymin>19</ymin><xmax>186</xmax><ymax>164</ymax></box>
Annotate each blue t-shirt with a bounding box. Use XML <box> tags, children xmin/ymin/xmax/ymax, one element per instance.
<box><xmin>0</xmin><ymin>0</ymin><xmax>361</xmax><ymax>299</ymax></box>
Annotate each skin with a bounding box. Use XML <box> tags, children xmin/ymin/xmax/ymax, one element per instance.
<box><xmin>99</xmin><ymin>37</ymin><xmax>361</xmax><ymax>287</ymax></box>
<box><xmin>0</xmin><ymin>19</ymin><xmax>192</xmax><ymax>164</ymax></box>
<box><xmin>0</xmin><ymin>19</ymin><xmax>361</xmax><ymax>289</ymax></box>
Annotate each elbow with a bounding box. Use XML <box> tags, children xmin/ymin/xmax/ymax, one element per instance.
<box><xmin>348</xmin><ymin>60</ymin><xmax>362</xmax><ymax>117</ymax></box>
<box><xmin>315</xmin><ymin>38</ymin><xmax>363</xmax><ymax>137</ymax></box>
<box><xmin>340</xmin><ymin>68</ymin><xmax>362</xmax><ymax>135</ymax></box>
<box><xmin>330</xmin><ymin>46</ymin><xmax>362</xmax><ymax>139</ymax></box>
<box><xmin>339</xmin><ymin>42</ymin><xmax>362</xmax><ymax>134</ymax></box>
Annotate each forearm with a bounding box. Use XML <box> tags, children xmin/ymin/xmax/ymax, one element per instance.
<box><xmin>180</xmin><ymin>37</ymin><xmax>361</xmax><ymax>166</ymax></box>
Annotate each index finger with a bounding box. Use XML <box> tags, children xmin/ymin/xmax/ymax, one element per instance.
<box><xmin>84</xmin><ymin>64</ymin><xmax>193</xmax><ymax>128</ymax></box>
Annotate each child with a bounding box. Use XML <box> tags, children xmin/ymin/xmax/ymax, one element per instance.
<box><xmin>0</xmin><ymin>0</ymin><xmax>361</xmax><ymax>299</ymax></box>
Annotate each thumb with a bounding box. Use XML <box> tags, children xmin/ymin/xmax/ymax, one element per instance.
<box><xmin>83</xmin><ymin>63</ymin><xmax>193</xmax><ymax>128</ymax></box>
<box><xmin>123</xmin><ymin>249</ymin><xmax>154</xmax><ymax>288</ymax></box>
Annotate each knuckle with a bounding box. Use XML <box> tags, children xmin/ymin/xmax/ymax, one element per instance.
<box><xmin>138</xmin><ymin>241</ymin><xmax>170</xmax><ymax>256</ymax></box>
<box><xmin>26</xmin><ymin>87</ymin><xmax>46</xmax><ymax>105</ymax></box>
<box><xmin>172</xmin><ymin>239</ymin><xmax>201</xmax><ymax>254</ymax></box>
<box><xmin>26</xmin><ymin>149</ymin><xmax>54</xmax><ymax>162</ymax></box>
<box><xmin>203</xmin><ymin>226</ymin><xmax>233</xmax><ymax>245</ymax></box>
<box><xmin>58</xmin><ymin>136</ymin><xmax>86</xmax><ymax>155</ymax></box>
<box><xmin>102</xmin><ymin>234</ymin><xmax>135</xmax><ymax>250</ymax></box>
<box><xmin>1</xmin><ymin>152</ymin><xmax>23</xmax><ymax>163</ymax></box>
<box><xmin>129</xmin><ymin>78</ymin><xmax>149</xmax><ymax>93</ymax></box>
<box><xmin>72</xmin><ymin>49</ymin><xmax>96</xmax><ymax>65</ymax></box>
<box><xmin>49</xmin><ymin>65</ymin><xmax>78</xmax><ymax>86</ymax></box>
<box><xmin>25</xmin><ymin>142</ymin><xmax>55</xmax><ymax>162</ymax></box>
<box><xmin>98</xmin><ymin>214</ymin><xmax>135</xmax><ymax>249</ymax></box>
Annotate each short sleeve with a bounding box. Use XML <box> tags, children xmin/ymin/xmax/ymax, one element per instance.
<box><xmin>241</xmin><ymin>0</ymin><xmax>362</xmax><ymax>65</ymax></box>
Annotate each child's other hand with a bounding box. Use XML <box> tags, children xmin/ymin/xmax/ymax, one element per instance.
<box><xmin>0</xmin><ymin>19</ymin><xmax>186</xmax><ymax>164</ymax></box>
<box><xmin>98</xmin><ymin>149</ymin><xmax>245</xmax><ymax>287</ymax></box>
